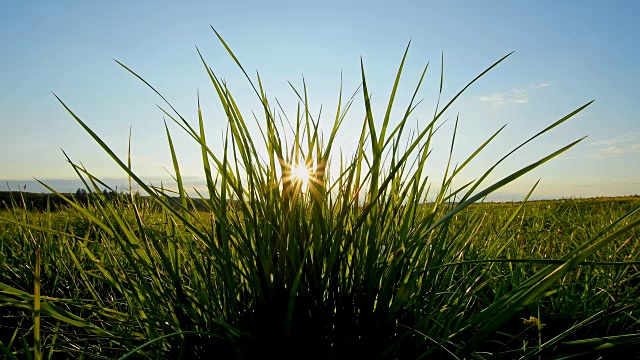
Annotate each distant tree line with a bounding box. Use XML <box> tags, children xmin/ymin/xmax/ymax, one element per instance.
<box><xmin>0</xmin><ymin>188</ymin><xmax>140</xmax><ymax>211</ymax></box>
<box><xmin>0</xmin><ymin>189</ymin><xmax>242</xmax><ymax>212</ymax></box>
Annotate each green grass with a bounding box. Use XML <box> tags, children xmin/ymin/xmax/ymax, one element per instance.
<box><xmin>1</xmin><ymin>27</ymin><xmax>639</xmax><ymax>359</ymax></box>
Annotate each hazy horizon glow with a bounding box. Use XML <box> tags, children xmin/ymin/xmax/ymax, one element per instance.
<box><xmin>1</xmin><ymin>1</ymin><xmax>638</xmax><ymax>200</ymax></box>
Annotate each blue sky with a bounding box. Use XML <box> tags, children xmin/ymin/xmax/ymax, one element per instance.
<box><xmin>1</xmin><ymin>0</ymin><xmax>638</xmax><ymax>199</ymax></box>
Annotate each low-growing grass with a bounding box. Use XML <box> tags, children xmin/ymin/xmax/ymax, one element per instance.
<box><xmin>1</xmin><ymin>27</ymin><xmax>639</xmax><ymax>359</ymax></box>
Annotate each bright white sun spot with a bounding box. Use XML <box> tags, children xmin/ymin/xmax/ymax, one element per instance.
<box><xmin>291</xmin><ymin>163</ymin><xmax>310</xmax><ymax>190</ymax></box>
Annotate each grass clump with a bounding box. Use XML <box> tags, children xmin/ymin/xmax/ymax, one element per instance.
<box><xmin>1</xmin><ymin>27</ymin><xmax>640</xmax><ymax>359</ymax></box>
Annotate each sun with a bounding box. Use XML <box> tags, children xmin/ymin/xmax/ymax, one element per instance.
<box><xmin>291</xmin><ymin>162</ymin><xmax>310</xmax><ymax>191</ymax></box>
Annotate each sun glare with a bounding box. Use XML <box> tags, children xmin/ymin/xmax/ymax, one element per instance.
<box><xmin>291</xmin><ymin>162</ymin><xmax>310</xmax><ymax>190</ymax></box>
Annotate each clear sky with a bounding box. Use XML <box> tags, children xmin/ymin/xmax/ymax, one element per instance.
<box><xmin>1</xmin><ymin>0</ymin><xmax>638</xmax><ymax>200</ymax></box>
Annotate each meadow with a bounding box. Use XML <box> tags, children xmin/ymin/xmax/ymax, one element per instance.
<box><xmin>1</xmin><ymin>28</ymin><xmax>639</xmax><ymax>359</ymax></box>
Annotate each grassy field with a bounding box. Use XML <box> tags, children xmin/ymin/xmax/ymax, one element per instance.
<box><xmin>1</xmin><ymin>29</ymin><xmax>639</xmax><ymax>359</ymax></box>
<box><xmin>1</xmin><ymin>196</ymin><xmax>639</xmax><ymax>359</ymax></box>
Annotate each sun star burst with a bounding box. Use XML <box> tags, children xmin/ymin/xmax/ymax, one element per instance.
<box><xmin>291</xmin><ymin>162</ymin><xmax>310</xmax><ymax>191</ymax></box>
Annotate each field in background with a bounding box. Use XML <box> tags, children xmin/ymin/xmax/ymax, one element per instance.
<box><xmin>1</xmin><ymin>195</ymin><xmax>639</xmax><ymax>358</ymax></box>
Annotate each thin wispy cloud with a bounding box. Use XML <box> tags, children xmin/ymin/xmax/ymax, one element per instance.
<box><xmin>534</xmin><ymin>81</ymin><xmax>552</xmax><ymax>89</ymax></box>
<box><xmin>589</xmin><ymin>132</ymin><xmax>640</xmax><ymax>158</ymax></box>
<box><xmin>589</xmin><ymin>132</ymin><xmax>640</xmax><ymax>146</ymax></box>
<box><xmin>479</xmin><ymin>88</ymin><xmax>528</xmax><ymax>107</ymax></box>
<box><xmin>478</xmin><ymin>81</ymin><xmax>552</xmax><ymax>107</ymax></box>
<box><xmin>591</xmin><ymin>144</ymin><xmax>640</xmax><ymax>159</ymax></box>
